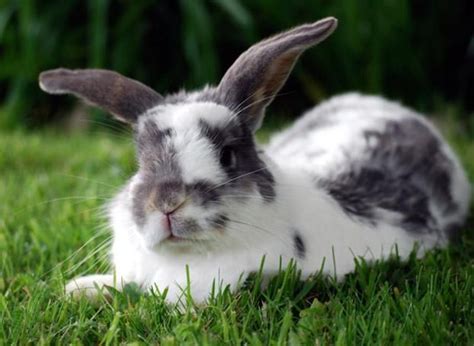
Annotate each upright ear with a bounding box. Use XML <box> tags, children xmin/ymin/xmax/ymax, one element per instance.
<box><xmin>39</xmin><ymin>68</ymin><xmax>163</xmax><ymax>124</ymax></box>
<box><xmin>217</xmin><ymin>17</ymin><xmax>337</xmax><ymax>131</ymax></box>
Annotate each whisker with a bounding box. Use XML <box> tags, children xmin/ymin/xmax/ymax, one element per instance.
<box><xmin>207</xmin><ymin>166</ymin><xmax>270</xmax><ymax>193</ymax></box>
<box><xmin>223</xmin><ymin>222</ymin><xmax>290</xmax><ymax>252</ymax></box>
<box><xmin>41</xmin><ymin>231</ymin><xmax>107</xmax><ymax>279</ymax></box>
<box><xmin>65</xmin><ymin>238</ymin><xmax>112</xmax><ymax>277</ymax></box>
<box><xmin>235</xmin><ymin>90</ymin><xmax>294</xmax><ymax>118</ymax></box>
<box><xmin>222</xmin><ymin>197</ymin><xmax>264</xmax><ymax>202</ymax></box>
<box><xmin>226</xmin><ymin>217</ymin><xmax>289</xmax><ymax>245</ymax></box>
<box><xmin>57</xmin><ymin>173</ymin><xmax>121</xmax><ymax>190</ymax></box>
<box><xmin>78</xmin><ymin>118</ymin><xmax>132</xmax><ymax>136</ymax></box>
<box><xmin>223</xmin><ymin>90</ymin><xmax>295</xmax><ymax>133</ymax></box>
<box><xmin>220</xmin><ymin>194</ymin><xmax>269</xmax><ymax>200</ymax></box>
<box><xmin>13</xmin><ymin>195</ymin><xmax>111</xmax><ymax>218</ymax></box>
<box><xmin>93</xmin><ymin>130</ymin><xmax>133</xmax><ymax>142</ymax></box>
<box><xmin>78</xmin><ymin>203</ymin><xmax>109</xmax><ymax>215</ymax></box>
<box><xmin>229</xmin><ymin>89</ymin><xmax>260</xmax><ymax>115</ymax></box>
<box><xmin>75</xmin><ymin>250</ymin><xmax>112</xmax><ymax>278</ymax></box>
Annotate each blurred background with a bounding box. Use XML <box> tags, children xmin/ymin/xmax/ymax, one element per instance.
<box><xmin>0</xmin><ymin>0</ymin><xmax>473</xmax><ymax>130</ymax></box>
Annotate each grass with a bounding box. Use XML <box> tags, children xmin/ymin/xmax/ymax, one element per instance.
<box><xmin>0</xmin><ymin>116</ymin><xmax>473</xmax><ymax>344</ymax></box>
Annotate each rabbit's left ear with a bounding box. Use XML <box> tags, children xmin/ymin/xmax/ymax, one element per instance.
<box><xmin>217</xmin><ymin>17</ymin><xmax>337</xmax><ymax>131</ymax></box>
<box><xmin>39</xmin><ymin>68</ymin><xmax>163</xmax><ymax>124</ymax></box>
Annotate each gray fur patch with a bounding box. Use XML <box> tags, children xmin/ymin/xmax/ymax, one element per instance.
<box><xmin>293</xmin><ymin>231</ymin><xmax>306</xmax><ymax>259</ymax></box>
<box><xmin>319</xmin><ymin>118</ymin><xmax>457</xmax><ymax>235</ymax></box>
<box><xmin>186</xmin><ymin>180</ymin><xmax>221</xmax><ymax>207</ymax></box>
<box><xmin>208</xmin><ymin>213</ymin><xmax>229</xmax><ymax>230</ymax></box>
<box><xmin>131</xmin><ymin>181</ymin><xmax>149</xmax><ymax>227</ymax></box>
<box><xmin>136</xmin><ymin>120</ymin><xmax>178</xmax><ymax>173</ymax></box>
<box><xmin>199</xmin><ymin>119</ymin><xmax>226</xmax><ymax>148</ymax></box>
<box><xmin>199</xmin><ymin>119</ymin><xmax>276</xmax><ymax>202</ymax></box>
<box><xmin>172</xmin><ymin>218</ymin><xmax>202</xmax><ymax>237</ymax></box>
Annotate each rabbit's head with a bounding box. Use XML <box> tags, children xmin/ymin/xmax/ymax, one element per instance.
<box><xmin>39</xmin><ymin>17</ymin><xmax>337</xmax><ymax>250</ymax></box>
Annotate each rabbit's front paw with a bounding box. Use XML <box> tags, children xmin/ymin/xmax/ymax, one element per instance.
<box><xmin>65</xmin><ymin>274</ymin><xmax>117</xmax><ymax>299</ymax></box>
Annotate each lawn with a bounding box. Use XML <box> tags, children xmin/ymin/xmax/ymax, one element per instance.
<box><xmin>1</xmin><ymin>115</ymin><xmax>473</xmax><ymax>345</ymax></box>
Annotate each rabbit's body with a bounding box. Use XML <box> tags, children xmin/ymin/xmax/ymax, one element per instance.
<box><xmin>105</xmin><ymin>93</ymin><xmax>470</xmax><ymax>302</ymax></box>
<box><xmin>268</xmin><ymin>93</ymin><xmax>470</xmax><ymax>239</ymax></box>
<box><xmin>39</xmin><ymin>17</ymin><xmax>470</xmax><ymax>303</ymax></box>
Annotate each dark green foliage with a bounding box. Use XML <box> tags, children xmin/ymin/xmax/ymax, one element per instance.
<box><xmin>0</xmin><ymin>0</ymin><xmax>473</xmax><ymax>129</ymax></box>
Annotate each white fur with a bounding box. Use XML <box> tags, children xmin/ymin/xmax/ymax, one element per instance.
<box><xmin>141</xmin><ymin>102</ymin><xmax>230</xmax><ymax>185</ymax></box>
<box><xmin>66</xmin><ymin>94</ymin><xmax>470</xmax><ymax>303</ymax></box>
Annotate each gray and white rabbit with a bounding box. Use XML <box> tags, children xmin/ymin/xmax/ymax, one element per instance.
<box><xmin>39</xmin><ymin>17</ymin><xmax>470</xmax><ymax>303</ymax></box>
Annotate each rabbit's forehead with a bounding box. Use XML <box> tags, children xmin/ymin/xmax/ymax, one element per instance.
<box><xmin>136</xmin><ymin>102</ymin><xmax>236</xmax><ymax>184</ymax></box>
<box><xmin>139</xmin><ymin>102</ymin><xmax>232</xmax><ymax>131</ymax></box>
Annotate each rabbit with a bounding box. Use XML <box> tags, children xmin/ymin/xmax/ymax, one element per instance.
<box><xmin>39</xmin><ymin>17</ymin><xmax>471</xmax><ymax>303</ymax></box>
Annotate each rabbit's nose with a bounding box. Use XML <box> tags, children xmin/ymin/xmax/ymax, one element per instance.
<box><xmin>152</xmin><ymin>179</ymin><xmax>186</xmax><ymax>213</ymax></box>
<box><xmin>162</xmin><ymin>198</ymin><xmax>187</xmax><ymax>215</ymax></box>
<box><xmin>162</xmin><ymin>199</ymin><xmax>186</xmax><ymax>233</ymax></box>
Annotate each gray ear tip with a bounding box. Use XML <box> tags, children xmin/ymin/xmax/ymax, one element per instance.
<box><xmin>305</xmin><ymin>16</ymin><xmax>337</xmax><ymax>42</ymax></box>
<box><xmin>319</xmin><ymin>16</ymin><xmax>338</xmax><ymax>31</ymax></box>
<box><xmin>38</xmin><ymin>71</ymin><xmax>51</xmax><ymax>92</ymax></box>
<box><xmin>38</xmin><ymin>68</ymin><xmax>72</xmax><ymax>94</ymax></box>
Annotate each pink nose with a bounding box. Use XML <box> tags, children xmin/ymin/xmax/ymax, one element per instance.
<box><xmin>161</xmin><ymin>200</ymin><xmax>185</xmax><ymax>233</ymax></box>
<box><xmin>162</xmin><ymin>212</ymin><xmax>173</xmax><ymax>232</ymax></box>
<box><xmin>162</xmin><ymin>198</ymin><xmax>186</xmax><ymax>215</ymax></box>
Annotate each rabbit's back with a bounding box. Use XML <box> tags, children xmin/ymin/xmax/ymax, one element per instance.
<box><xmin>267</xmin><ymin>93</ymin><xmax>470</xmax><ymax>239</ymax></box>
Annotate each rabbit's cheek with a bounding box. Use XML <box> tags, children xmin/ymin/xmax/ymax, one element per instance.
<box><xmin>181</xmin><ymin>202</ymin><xmax>226</xmax><ymax>229</ymax></box>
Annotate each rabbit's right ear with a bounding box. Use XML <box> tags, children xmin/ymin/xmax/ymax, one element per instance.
<box><xmin>217</xmin><ymin>17</ymin><xmax>337</xmax><ymax>132</ymax></box>
<box><xmin>39</xmin><ymin>68</ymin><xmax>163</xmax><ymax>124</ymax></box>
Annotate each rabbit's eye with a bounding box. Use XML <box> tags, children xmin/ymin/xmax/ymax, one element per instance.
<box><xmin>220</xmin><ymin>146</ymin><xmax>237</xmax><ymax>169</ymax></box>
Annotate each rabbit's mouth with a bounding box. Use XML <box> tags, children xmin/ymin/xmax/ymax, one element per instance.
<box><xmin>164</xmin><ymin>233</ymin><xmax>190</xmax><ymax>243</ymax></box>
<box><xmin>160</xmin><ymin>229</ymin><xmax>211</xmax><ymax>248</ymax></box>
<box><xmin>158</xmin><ymin>216</ymin><xmax>208</xmax><ymax>243</ymax></box>
<box><xmin>163</xmin><ymin>224</ymin><xmax>194</xmax><ymax>242</ymax></box>
<box><xmin>138</xmin><ymin>207</ymin><xmax>228</xmax><ymax>250</ymax></box>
